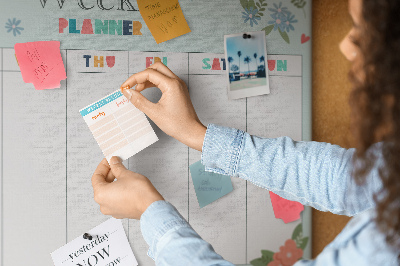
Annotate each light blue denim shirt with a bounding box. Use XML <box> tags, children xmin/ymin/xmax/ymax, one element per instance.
<box><xmin>140</xmin><ymin>124</ymin><xmax>399</xmax><ymax>265</ymax></box>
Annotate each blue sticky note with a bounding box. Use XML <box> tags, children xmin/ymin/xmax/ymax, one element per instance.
<box><xmin>189</xmin><ymin>160</ymin><xmax>234</xmax><ymax>208</ymax></box>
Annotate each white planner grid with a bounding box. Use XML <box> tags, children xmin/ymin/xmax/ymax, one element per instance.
<box><xmin>0</xmin><ymin>49</ymin><xmax>303</xmax><ymax>266</ymax></box>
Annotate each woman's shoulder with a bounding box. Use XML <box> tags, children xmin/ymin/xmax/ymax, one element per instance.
<box><xmin>323</xmin><ymin>209</ymin><xmax>399</xmax><ymax>265</ymax></box>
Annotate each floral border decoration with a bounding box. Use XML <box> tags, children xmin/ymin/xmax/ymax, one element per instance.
<box><xmin>250</xmin><ymin>223</ymin><xmax>309</xmax><ymax>266</ymax></box>
<box><xmin>291</xmin><ymin>0</ymin><xmax>307</xmax><ymax>18</ymax></box>
<box><xmin>241</xmin><ymin>1</ymin><xmax>307</xmax><ymax>45</ymax></box>
<box><xmin>5</xmin><ymin>18</ymin><xmax>24</xmax><ymax>36</ymax></box>
<box><xmin>241</xmin><ymin>0</ymin><xmax>268</xmax><ymax>27</ymax></box>
<box><xmin>262</xmin><ymin>2</ymin><xmax>297</xmax><ymax>44</ymax></box>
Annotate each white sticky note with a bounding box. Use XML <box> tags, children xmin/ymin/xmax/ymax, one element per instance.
<box><xmin>51</xmin><ymin>218</ymin><xmax>138</xmax><ymax>266</ymax></box>
<box><xmin>79</xmin><ymin>90</ymin><xmax>158</xmax><ymax>162</ymax></box>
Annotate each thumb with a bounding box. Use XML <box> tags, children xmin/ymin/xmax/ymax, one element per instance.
<box><xmin>109</xmin><ymin>156</ymin><xmax>128</xmax><ymax>178</ymax></box>
<box><xmin>122</xmin><ymin>88</ymin><xmax>155</xmax><ymax>117</ymax></box>
<box><xmin>92</xmin><ymin>158</ymin><xmax>111</xmax><ymax>189</ymax></box>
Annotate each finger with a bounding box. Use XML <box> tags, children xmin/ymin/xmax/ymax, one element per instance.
<box><xmin>135</xmin><ymin>79</ymin><xmax>180</xmax><ymax>93</ymax></box>
<box><xmin>135</xmin><ymin>81</ymin><xmax>156</xmax><ymax>92</ymax></box>
<box><xmin>111</xmin><ymin>214</ymin><xmax>125</xmax><ymax>219</ymax></box>
<box><xmin>147</xmin><ymin>61</ymin><xmax>179</xmax><ymax>79</ymax></box>
<box><xmin>100</xmin><ymin>206</ymin><xmax>110</xmax><ymax>216</ymax></box>
<box><xmin>121</xmin><ymin>89</ymin><xmax>158</xmax><ymax>116</ymax></box>
<box><xmin>132</xmin><ymin>61</ymin><xmax>182</xmax><ymax>92</ymax></box>
<box><xmin>92</xmin><ymin>159</ymin><xmax>110</xmax><ymax>189</ymax></box>
<box><xmin>120</xmin><ymin>68</ymin><xmax>173</xmax><ymax>93</ymax></box>
<box><xmin>109</xmin><ymin>156</ymin><xmax>129</xmax><ymax>178</ymax></box>
<box><xmin>105</xmin><ymin>169</ymin><xmax>116</xmax><ymax>183</ymax></box>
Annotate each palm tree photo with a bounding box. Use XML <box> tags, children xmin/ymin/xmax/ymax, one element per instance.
<box><xmin>228</xmin><ymin>56</ymin><xmax>233</xmax><ymax>72</ymax></box>
<box><xmin>260</xmin><ymin>55</ymin><xmax>266</xmax><ymax>71</ymax></box>
<box><xmin>228</xmin><ymin>56</ymin><xmax>233</xmax><ymax>83</ymax></box>
<box><xmin>253</xmin><ymin>53</ymin><xmax>258</xmax><ymax>75</ymax></box>
<box><xmin>237</xmin><ymin>51</ymin><xmax>242</xmax><ymax>78</ymax></box>
<box><xmin>244</xmin><ymin>56</ymin><xmax>251</xmax><ymax>78</ymax></box>
<box><xmin>225</xmin><ymin>31</ymin><xmax>268</xmax><ymax>92</ymax></box>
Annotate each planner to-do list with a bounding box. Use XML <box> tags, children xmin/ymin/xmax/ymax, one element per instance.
<box><xmin>79</xmin><ymin>89</ymin><xmax>158</xmax><ymax>161</ymax></box>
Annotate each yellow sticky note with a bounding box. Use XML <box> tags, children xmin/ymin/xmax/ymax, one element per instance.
<box><xmin>137</xmin><ymin>0</ymin><xmax>191</xmax><ymax>44</ymax></box>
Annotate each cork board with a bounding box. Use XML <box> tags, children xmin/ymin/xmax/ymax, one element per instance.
<box><xmin>312</xmin><ymin>0</ymin><xmax>353</xmax><ymax>257</ymax></box>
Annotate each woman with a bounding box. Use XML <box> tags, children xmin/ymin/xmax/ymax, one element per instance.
<box><xmin>91</xmin><ymin>0</ymin><xmax>400</xmax><ymax>264</ymax></box>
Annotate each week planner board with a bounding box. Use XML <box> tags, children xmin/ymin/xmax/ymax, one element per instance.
<box><xmin>0</xmin><ymin>0</ymin><xmax>312</xmax><ymax>265</ymax></box>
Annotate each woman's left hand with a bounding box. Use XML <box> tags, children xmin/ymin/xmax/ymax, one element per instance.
<box><xmin>91</xmin><ymin>157</ymin><xmax>164</xmax><ymax>219</ymax></box>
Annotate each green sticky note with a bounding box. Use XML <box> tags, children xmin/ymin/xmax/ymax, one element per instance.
<box><xmin>189</xmin><ymin>160</ymin><xmax>234</xmax><ymax>208</ymax></box>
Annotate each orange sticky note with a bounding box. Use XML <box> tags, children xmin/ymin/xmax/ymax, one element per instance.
<box><xmin>269</xmin><ymin>191</ymin><xmax>304</xmax><ymax>223</ymax></box>
<box><xmin>14</xmin><ymin>41</ymin><xmax>66</xmax><ymax>90</ymax></box>
<box><xmin>137</xmin><ymin>0</ymin><xmax>191</xmax><ymax>44</ymax></box>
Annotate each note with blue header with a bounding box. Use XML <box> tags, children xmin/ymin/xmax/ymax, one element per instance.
<box><xmin>79</xmin><ymin>89</ymin><xmax>158</xmax><ymax>162</ymax></box>
<box><xmin>189</xmin><ymin>160</ymin><xmax>234</xmax><ymax>208</ymax></box>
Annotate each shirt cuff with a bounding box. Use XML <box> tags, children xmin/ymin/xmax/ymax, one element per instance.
<box><xmin>140</xmin><ymin>200</ymin><xmax>190</xmax><ymax>260</ymax></box>
<box><xmin>201</xmin><ymin>124</ymin><xmax>245</xmax><ymax>176</ymax></box>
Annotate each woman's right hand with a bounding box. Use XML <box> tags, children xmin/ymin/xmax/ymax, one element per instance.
<box><xmin>120</xmin><ymin>62</ymin><xmax>207</xmax><ymax>151</ymax></box>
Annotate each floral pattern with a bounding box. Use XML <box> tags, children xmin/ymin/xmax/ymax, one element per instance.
<box><xmin>250</xmin><ymin>224</ymin><xmax>309</xmax><ymax>266</ymax></box>
<box><xmin>264</xmin><ymin>2</ymin><xmax>298</xmax><ymax>43</ymax></box>
<box><xmin>268</xmin><ymin>2</ymin><xmax>290</xmax><ymax>19</ymax></box>
<box><xmin>291</xmin><ymin>0</ymin><xmax>307</xmax><ymax>18</ymax></box>
<box><xmin>268</xmin><ymin>13</ymin><xmax>287</xmax><ymax>32</ymax></box>
<box><xmin>240</xmin><ymin>0</ymin><xmax>307</xmax><ymax>45</ymax></box>
<box><xmin>5</xmin><ymin>18</ymin><xmax>24</xmax><ymax>36</ymax></box>
<box><xmin>268</xmin><ymin>261</ymin><xmax>285</xmax><ymax>266</ymax></box>
<box><xmin>270</xmin><ymin>239</ymin><xmax>303</xmax><ymax>266</ymax></box>
<box><xmin>242</xmin><ymin>7</ymin><xmax>261</xmax><ymax>27</ymax></box>
<box><xmin>283</xmin><ymin>13</ymin><xmax>298</xmax><ymax>32</ymax></box>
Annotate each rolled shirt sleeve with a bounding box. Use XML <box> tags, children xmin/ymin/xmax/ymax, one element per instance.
<box><xmin>201</xmin><ymin>124</ymin><xmax>382</xmax><ymax>216</ymax></box>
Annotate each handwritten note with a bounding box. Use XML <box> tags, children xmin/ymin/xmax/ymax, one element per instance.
<box><xmin>137</xmin><ymin>0</ymin><xmax>191</xmax><ymax>44</ymax></box>
<box><xmin>79</xmin><ymin>90</ymin><xmax>158</xmax><ymax>162</ymax></box>
<box><xmin>189</xmin><ymin>160</ymin><xmax>233</xmax><ymax>208</ymax></box>
<box><xmin>14</xmin><ymin>41</ymin><xmax>66</xmax><ymax>90</ymax></box>
<box><xmin>51</xmin><ymin>218</ymin><xmax>138</xmax><ymax>266</ymax></box>
<box><xmin>269</xmin><ymin>192</ymin><xmax>304</xmax><ymax>223</ymax></box>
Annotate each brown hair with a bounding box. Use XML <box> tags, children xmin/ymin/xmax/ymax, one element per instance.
<box><xmin>350</xmin><ymin>0</ymin><xmax>400</xmax><ymax>252</ymax></box>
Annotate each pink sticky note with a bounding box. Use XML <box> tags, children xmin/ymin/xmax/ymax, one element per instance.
<box><xmin>14</xmin><ymin>41</ymin><xmax>66</xmax><ymax>90</ymax></box>
<box><xmin>269</xmin><ymin>191</ymin><xmax>304</xmax><ymax>223</ymax></box>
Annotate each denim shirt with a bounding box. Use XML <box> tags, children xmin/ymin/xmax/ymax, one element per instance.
<box><xmin>140</xmin><ymin>124</ymin><xmax>399</xmax><ymax>265</ymax></box>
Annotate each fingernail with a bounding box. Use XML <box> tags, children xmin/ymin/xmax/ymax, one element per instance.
<box><xmin>110</xmin><ymin>156</ymin><xmax>122</xmax><ymax>165</ymax></box>
<box><xmin>123</xmin><ymin>89</ymin><xmax>133</xmax><ymax>100</ymax></box>
<box><xmin>121</xmin><ymin>85</ymin><xmax>130</xmax><ymax>92</ymax></box>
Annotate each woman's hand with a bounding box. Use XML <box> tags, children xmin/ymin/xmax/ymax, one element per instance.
<box><xmin>120</xmin><ymin>62</ymin><xmax>206</xmax><ymax>151</ymax></box>
<box><xmin>91</xmin><ymin>157</ymin><xmax>164</xmax><ymax>220</ymax></box>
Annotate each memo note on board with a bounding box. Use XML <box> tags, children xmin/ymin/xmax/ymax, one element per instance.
<box><xmin>51</xmin><ymin>218</ymin><xmax>138</xmax><ymax>266</ymax></box>
<box><xmin>137</xmin><ymin>0</ymin><xmax>191</xmax><ymax>44</ymax></box>
<box><xmin>269</xmin><ymin>192</ymin><xmax>304</xmax><ymax>224</ymax></box>
<box><xmin>189</xmin><ymin>160</ymin><xmax>234</xmax><ymax>208</ymax></box>
<box><xmin>14</xmin><ymin>41</ymin><xmax>66</xmax><ymax>90</ymax></box>
<box><xmin>80</xmin><ymin>90</ymin><xmax>158</xmax><ymax>162</ymax></box>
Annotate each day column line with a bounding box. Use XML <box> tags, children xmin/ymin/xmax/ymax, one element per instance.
<box><xmin>1</xmin><ymin>47</ymin><xmax>4</xmax><ymax>266</ymax></box>
<box><xmin>65</xmin><ymin>49</ymin><xmax>68</xmax><ymax>243</ymax></box>
<box><xmin>245</xmin><ymin>97</ymin><xmax>248</xmax><ymax>263</ymax></box>
<box><xmin>187</xmin><ymin>52</ymin><xmax>190</xmax><ymax>222</ymax></box>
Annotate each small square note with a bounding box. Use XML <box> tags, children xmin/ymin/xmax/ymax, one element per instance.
<box><xmin>51</xmin><ymin>218</ymin><xmax>138</xmax><ymax>266</ymax></box>
<box><xmin>14</xmin><ymin>41</ymin><xmax>67</xmax><ymax>90</ymax></box>
<box><xmin>80</xmin><ymin>90</ymin><xmax>158</xmax><ymax>161</ymax></box>
<box><xmin>189</xmin><ymin>160</ymin><xmax>234</xmax><ymax>208</ymax></box>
